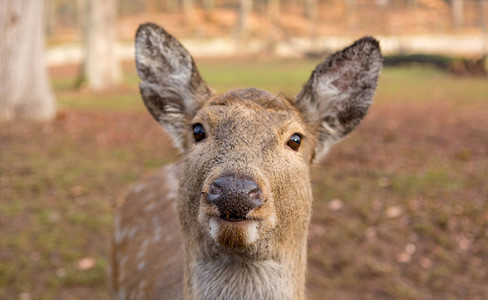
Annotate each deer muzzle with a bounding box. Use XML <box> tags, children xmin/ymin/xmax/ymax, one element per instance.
<box><xmin>207</xmin><ymin>175</ymin><xmax>264</xmax><ymax>222</ymax></box>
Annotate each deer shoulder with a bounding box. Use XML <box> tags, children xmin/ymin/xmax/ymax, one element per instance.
<box><xmin>111</xmin><ymin>164</ymin><xmax>183</xmax><ymax>299</ymax></box>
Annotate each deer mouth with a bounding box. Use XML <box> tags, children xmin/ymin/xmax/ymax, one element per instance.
<box><xmin>208</xmin><ymin>216</ymin><xmax>259</xmax><ymax>249</ymax></box>
<box><xmin>220</xmin><ymin>212</ymin><xmax>247</xmax><ymax>222</ymax></box>
<box><xmin>201</xmin><ymin>209</ymin><xmax>276</xmax><ymax>249</ymax></box>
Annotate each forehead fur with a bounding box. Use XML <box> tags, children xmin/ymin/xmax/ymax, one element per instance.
<box><xmin>207</xmin><ymin>88</ymin><xmax>296</xmax><ymax>112</ymax></box>
<box><xmin>197</xmin><ymin>88</ymin><xmax>311</xmax><ymax>138</ymax></box>
<box><xmin>193</xmin><ymin>88</ymin><xmax>317</xmax><ymax>162</ymax></box>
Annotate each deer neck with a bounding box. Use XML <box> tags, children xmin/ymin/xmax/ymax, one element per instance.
<box><xmin>182</xmin><ymin>240</ymin><xmax>307</xmax><ymax>300</ymax></box>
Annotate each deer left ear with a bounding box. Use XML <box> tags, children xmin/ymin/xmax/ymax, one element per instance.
<box><xmin>135</xmin><ymin>23</ymin><xmax>214</xmax><ymax>152</ymax></box>
<box><xmin>295</xmin><ymin>37</ymin><xmax>382</xmax><ymax>161</ymax></box>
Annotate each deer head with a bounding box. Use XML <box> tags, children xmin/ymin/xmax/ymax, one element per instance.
<box><xmin>133</xmin><ymin>22</ymin><xmax>382</xmax><ymax>299</ymax></box>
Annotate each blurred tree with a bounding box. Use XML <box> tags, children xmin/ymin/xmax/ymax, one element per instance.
<box><xmin>346</xmin><ymin>0</ymin><xmax>358</xmax><ymax>31</ymax></box>
<box><xmin>164</xmin><ymin>0</ymin><xmax>179</xmax><ymax>12</ymax></box>
<box><xmin>451</xmin><ymin>0</ymin><xmax>464</xmax><ymax>29</ymax></box>
<box><xmin>268</xmin><ymin>0</ymin><xmax>279</xmax><ymax>27</ymax></box>
<box><xmin>266</xmin><ymin>0</ymin><xmax>280</xmax><ymax>51</ymax></box>
<box><xmin>0</xmin><ymin>0</ymin><xmax>57</xmax><ymax>120</ymax></box>
<box><xmin>305</xmin><ymin>0</ymin><xmax>317</xmax><ymax>20</ymax></box>
<box><xmin>237</xmin><ymin>0</ymin><xmax>253</xmax><ymax>36</ymax></box>
<box><xmin>146</xmin><ymin>0</ymin><xmax>162</xmax><ymax>12</ymax></box>
<box><xmin>45</xmin><ymin>0</ymin><xmax>57</xmax><ymax>37</ymax></box>
<box><xmin>202</xmin><ymin>0</ymin><xmax>215</xmax><ymax>11</ymax></box>
<box><xmin>79</xmin><ymin>0</ymin><xmax>121</xmax><ymax>90</ymax></box>
<box><xmin>182</xmin><ymin>0</ymin><xmax>195</xmax><ymax>23</ymax></box>
<box><xmin>305</xmin><ymin>0</ymin><xmax>318</xmax><ymax>45</ymax></box>
<box><xmin>480</xmin><ymin>0</ymin><xmax>487</xmax><ymax>55</ymax></box>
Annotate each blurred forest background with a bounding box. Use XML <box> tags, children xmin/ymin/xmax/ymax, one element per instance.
<box><xmin>1</xmin><ymin>0</ymin><xmax>487</xmax><ymax>299</ymax></box>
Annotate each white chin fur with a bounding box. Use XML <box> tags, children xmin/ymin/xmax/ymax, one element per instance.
<box><xmin>208</xmin><ymin>217</ymin><xmax>260</xmax><ymax>245</ymax></box>
<box><xmin>209</xmin><ymin>217</ymin><xmax>219</xmax><ymax>241</ymax></box>
<box><xmin>245</xmin><ymin>222</ymin><xmax>259</xmax><ymax>244</ymax></box>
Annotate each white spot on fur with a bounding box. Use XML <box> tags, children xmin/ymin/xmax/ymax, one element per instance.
<box><xmin>151</xmin><ymin>217</ymin><xmax>162</xmax><ymax>242</ymax></box>
<box><xmin>139</xmin><ymin>280</ymin><xmax>146</xmax><ymax>289</ymax></box>
<box><xmin>128</xmin><ymin>226</ymin><xmax>138</xmax><ymax>240</ymax></box>
<box><xmin>164</xmin><ymin>165</ymin><xmax>179</xmax><ymax>200</ymax></box>
<box><xmin>113</xmin><ymin>214</ymin><xmax>126</xmax><ymax>245</ymax></box>
<box><xmin>137</xmin><ymin>249</ymin><xmax>145</xmax><ymax>261</ymax></box>
<box><xmin>137</xmin><ymin>261</ymin><xmax>146</xmax><ymax>271</ymax></box>
<box><xmin>141</xmin><ymin>239</ymin><xmax>149</xmax><ymax>249</ymax></box>
<box><xmin>209</xmin><ymin>218</ymin><xmax>219</xmax><ymax>240</ymax></box>
<box><xmin>144</xmin><ymin>202</ymin><xmax>156</xmax><ymax>212</ymax></box>
<box><xmin>118</xmin><ymin>269</ymin><xmax>126</xmax><ymax>283</ymax></box>
<box><xmin>245</xmin><ymin>222</ymin><xmax>259</xmax><ymax>244</ymax></box>
<box><xmin>133</xmin><ymin>183</ymin><xmax>146</xmax><ymax>193</ymax></box>
<box><xmin>137</xmin><ymin>240</ymin><xmax>149</xmax><ymax>260</ymax></box>
<box><xmin>117</xmin><ymin>288</ymin><xmax>126</xmax><ymax>300</ymax></box>
<box><xmin>153</xmin><ymin>227</ymin><xmax>162</xmax><ymax>242</ymax></box>
<box><xmin>269</xmin><ymin>213</ymin><xmax>277</xmax><ymax>227</ymax></box>
<box><xmin>120</xmin><ymin>255</ymin><xmax>128</xmax><ymax>267</ymax></box>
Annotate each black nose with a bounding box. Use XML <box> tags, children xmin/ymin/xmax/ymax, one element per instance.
<box><xmin>207</xmin><ymin>175</ymin><xmax>263</xmax><ymax>221</ymax></box>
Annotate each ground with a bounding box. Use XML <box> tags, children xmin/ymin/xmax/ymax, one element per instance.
<box><xmin>0</xmin><ymin>60</ymin><xmax>487</xmax><ymax>299</ymax></box>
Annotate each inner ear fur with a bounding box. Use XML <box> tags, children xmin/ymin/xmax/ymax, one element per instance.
<box><xmin>135</xmin><ymin>23</ymin><xmax>214</xmax><ymax>152</ymax></box>
<box><xmin>295</xmin><ymin>37</ymin><xmax>383</xmax><ymax>161</ymax></box>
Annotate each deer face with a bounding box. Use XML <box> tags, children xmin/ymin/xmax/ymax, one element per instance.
<box><xmin>181</xmin><ymin>89</ymin><xmax>315</xmax><ymax>251</ymax></box>
<box><xmin>134</xmin><ymin>23</ymin><xmax>382</xmax><ymax>255</ymax></box>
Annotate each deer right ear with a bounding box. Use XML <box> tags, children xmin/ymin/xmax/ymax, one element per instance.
<box><xmin>135</xmin><ymin>23</ymin><xmax>214</xmax><ymax>152</ymax></box>
<box><xmin>295</xmin><ymin>37</ymin><xmax>382</xmax><ymax>161</ymax></box>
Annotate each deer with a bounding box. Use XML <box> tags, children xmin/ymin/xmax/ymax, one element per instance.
<box><xmin>111</xmin><ymin>23</ymin><xmax>382</xmax><ymax>300</ymax></box>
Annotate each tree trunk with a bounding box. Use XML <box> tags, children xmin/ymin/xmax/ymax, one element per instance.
<box><xmin>267</xmin><ymin>0</ymin><xmax>280</xmax><ymax>52</ymax></box>
<box><xmin>80</xmin><ymin>0</ymin><xmax>121</xmax><ymax>90</ymax></box>
<box><xmin>45</xmin><ymin>0</ymin><xmax>56</xmax><ymax>37</ymax></box>
<box><xmin>269</xmin><ymin>0</ymin><xmax>280</xmax><ymax>27</ymax></box>
<box><xmin>451</xmin><ymin>0</ymin><xmax>464</xmax><ymax>29</ymax></box>
<box><xmin>182</xmin><ymin>0</ymin><xmax>195</xmax><ymax>23</ymax></box>
<box><xmin>237</xmin><ymin>0</ymin><xmax>252</xmax><ymax>37</ymax></box>
<box><xmin>346</xmin><ymin>0</ymin><xmax>358</xmax><ymax>31</ymax></box>
<box><xmin>305</xmin><ymin>0</ymin><xmax>318</xmax><ymax>46</ymax></box>
<box><xmin>480</xmin><ymin>0</ymin><xmax>487</xmax><ymax>55</ymax></box>
<box><xmin>203</xmin><ymin>0</ymin><xmax>215</xmax><ymax>11</ymax></box>
<box><xmin>0</xmin><ymin>0</ymin><xmax>56</xmax><ymax>121</ymax></box>
<box><xmin>164</xmin><ymin>0</ymin><xmax>179</xmax><ymax>12</ymax></box>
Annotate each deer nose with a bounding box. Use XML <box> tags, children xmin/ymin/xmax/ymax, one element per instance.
<box><xmin>207</xmin><ymin>175</ymin><xmax>263</xmax><ymax>221</ymax></box>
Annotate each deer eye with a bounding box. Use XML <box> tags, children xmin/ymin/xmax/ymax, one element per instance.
<box><xmin>192</xmin><ymin>123</ymin><xmax>206</xmax><ymax>142</ymax></box>
<box><xmin>287</xmin><ymin>134</ymin><xmax>301</xmax><ymax>151</ymax></box>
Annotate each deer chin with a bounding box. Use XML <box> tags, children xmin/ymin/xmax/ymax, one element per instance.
<box><xmin>198</xmin><ymin>207</ymin><xmax>277</xmax><ymax>250</ymax></box>
<box><xmin>208</xmin><ymin>217</ymin><xmax>260</xmax><ymax>249</ymax></box>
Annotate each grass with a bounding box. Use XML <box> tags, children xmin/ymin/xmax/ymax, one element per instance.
<box><xmin>1</xmin><ymin>59</ymin><xmax>487</xmax><ymax>299</ymax></box>
<box><xmin>53</xmin><ymin>59</ymin><xmax>488</xmax><ymax>111</ymax></box>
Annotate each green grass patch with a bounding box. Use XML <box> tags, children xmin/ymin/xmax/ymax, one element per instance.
<box><xmin>53</xmin><ymin>61</ymin><xmax>488</xmax><ymax>112</ymax></box>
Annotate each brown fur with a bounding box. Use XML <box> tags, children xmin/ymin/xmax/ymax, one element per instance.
<box><xmin>111</xmin><ymin>23</ymin><xmax>382</xmax><ymax>299</ymax></box>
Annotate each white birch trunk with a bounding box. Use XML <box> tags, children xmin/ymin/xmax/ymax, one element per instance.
<box><xmin>0</xmin><ymin>0</ymin><xmax>56</xmax><ymax>120</ymax></box>
<box><xmin>82</xmin><ymin>0</ymin><xmax>121</xmax><ymax>90</ymax></box>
